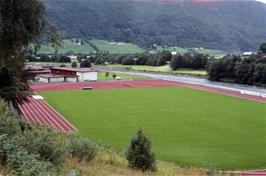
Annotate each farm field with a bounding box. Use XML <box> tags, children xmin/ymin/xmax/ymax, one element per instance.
<box><xmin>38</xmin><ymin>39</ymin><xmax>146</xmax><ymax>54</ymax></box>
<box><xmin>156</xmin><ymin>46</ymin><xmax>224</xmax><ymax>55</ymax></box>
<box><xmin>40</xmin><ymin>87</ymin><xmax>266</xmax><ymax>170</ymax></box>
<box><xmin>37</xmin><ymin>38</ymin><xmax>225</xmax><ymax>56</ymax></box>
<box><xmin>39</xmin><ymin>42</ymin><xmax>95</xmax><ymax>54</ymax></box>
<box><xmin>90</xmin><ymin>39</ymin><xmax>146</xmax><ymax>54</ymax></box>
<box><xmin>108</xmin><ymin>64</ymin><xmax>207</xmax><ymax>76</ymax></box>
<box><xmin>98</xmin><ymin>72</ymin><xmax>150</xmax><ymax>81</ymax></box>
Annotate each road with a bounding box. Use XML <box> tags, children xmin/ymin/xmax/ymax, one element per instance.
<box><xmin>95</xmin><ymin>66</ymin><xmax>266</xmax><ymax>97</ymax></box>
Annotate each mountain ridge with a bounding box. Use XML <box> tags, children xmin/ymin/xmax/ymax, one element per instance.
<box><xmin>43</xmin><ymin>0</ymin><xmax>266</xmax><ymax>51</ymax></box>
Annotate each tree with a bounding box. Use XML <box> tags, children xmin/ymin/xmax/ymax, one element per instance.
<box><xmin>253</xmin><ymin>64</ymin><xmax>266</xmax><ymax>84</ymax></box>
<box><xmin>80</xmin><ymin>59</ymin><xmax>91</xmax><ymax>68</ymax></box>
<box><xmin>235</xmin><ymin>62</ymin><xmax>254</xmax><ymax>84</ymax></box>
<box><xmin>170</xmin><ymin>54</ymin><xmax>185</xmax><ymax>70</ymax></box>
<box><xmin>207</xmin><ymin>60</ymin><xmax>227</xmax><ymax>81</ymax></box>
<box><xmin>71</xmin><ymin>61</ymin><xmax>77</xmax><ymax>68</ymax></box>
<box><xmin>59</xmin><ymin>56</ymin><xmax>71</xmax><ymax>63</ymax></box>
<box><xmin>0</xmin><ymin>67</ymin><xmax>30</xmax><ymax>111</ymax></box>
<box><xmin>259</xmin><ymin>42</ymin><xmax>266</xmax><ymax>53</ymax></box>
<box><xmin>122</xmin><ymin>58</ymin><xmax>134</xmax><ymax>65</ymax></box>
<box><xmin>125</xmin><ymin>129</ymin><xmax>156</xmax><ymax>172</ymax></box>
<box><xmin>112</xmin><ymin>73</ymin><xmax>117</xmax><ymax>79</ymax></box>
<box><xmin>0</xmin><ymin>0</ymin><xmax>61</xmax><ymax>76</ymax></box>
<box><xmin>105</xmin><ymin>72</ymin><xmax>109</xmax><ymax>79</ymax></box>
<box><xmin>94</xmin><ymin>57</ymin><xmax>104</xmax><ymax>65</ymax></box>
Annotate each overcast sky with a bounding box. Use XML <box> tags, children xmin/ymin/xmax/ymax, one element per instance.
<box><xmin>256</xmin><ymin>0</ymin><xmax>266</xmax><ymax>3</ymax></box>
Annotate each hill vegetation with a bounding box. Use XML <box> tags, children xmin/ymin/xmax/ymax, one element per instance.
<box><xmin>43</xmin><ymin>0</ymin><xmax>266</xmax><ymax>51</ymax></box>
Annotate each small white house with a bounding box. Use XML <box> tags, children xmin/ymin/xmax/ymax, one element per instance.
<box><xmin>50</xmin><ymin>67</ymin><xmax>97</xmax><ymax>82</ymax></box>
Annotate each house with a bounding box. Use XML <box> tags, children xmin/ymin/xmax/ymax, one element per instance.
<box><xmin>243</xmin><ymin>52</ymin><xmax>253</xmax><ymax>57</ymax></box>
<box><xmin>171</xmin><ymin>51</ymin><xmax>178</xmax><ymax>55</ymax></box>
<box><xmin>25</xmin><ymin>66</ymin><xmax>51</xmax><ymax>80</ymax></box>
<box><xmin>37</xmin><ymin>67</ymin><xmax>97</xmax><ymax>83</ymax></box>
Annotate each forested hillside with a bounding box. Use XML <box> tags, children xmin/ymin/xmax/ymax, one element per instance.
<box><xmin>43</xmin><ymin>0</ymin><xmax>266</xmax><ymax>51</ymax></box>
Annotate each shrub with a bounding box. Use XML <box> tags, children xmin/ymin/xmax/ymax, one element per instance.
<box><xmin>125</xmin><ymin>129</ymin><xmax>156</xmax><ymax>172</ymax></box>
<box><xmin>71</xmin><ymin>61</ymin><xmax>77</xmax><ymax>68</ymax></box>
<box><xmin>105</xmin><ymin>72</ymin><xmax>109</xmax><ymax>78</ymax></box>
<box><xmin>0</xmin><ymin>135</ymin><xmax>51</xmax><ymax>176</ymax></box>
<box><xmin>68</xmin><ymin>135</ymin><xmax>97</xmax><ymax>162</ymax></box>
<box><xmin>20</xmin><ymin>128</ymin><xmax>63</xmax><ymax>164</ymax></box>
<box><xmin>112</xmin><ymin>73</ymin><xmax>117</xmax><ymax>79</ymax></box>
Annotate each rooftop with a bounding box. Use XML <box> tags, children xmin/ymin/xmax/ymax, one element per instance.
<box><xmin>51</xmin><ymin>67</ymin><xmax>97</xmax><ymax>73</ymax></box>
<box><xmin>38</xmin><ymin>74</ymin><xmax>78</xmax><ymax>78</ymax></box>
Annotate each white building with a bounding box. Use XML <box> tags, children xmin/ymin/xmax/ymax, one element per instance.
<box><xmin>37</xmin><ymin>67</ymin><xmax>97</xmax><ymax>83</ymax></box>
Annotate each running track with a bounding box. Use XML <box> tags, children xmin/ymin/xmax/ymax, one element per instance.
<box><xmin>19</xmin><ymin>96</ymin><xmax>76</xmax><ymax>132</ymax></box>
<box><xmin>31</xmin><ymin>80</ymin><xmax>266</xmax><ymax>102</ymax></box>
<box><xmin>238</xmin><ymin>169</ymin><xmax>266</xmax><ymax>176</ymax></box>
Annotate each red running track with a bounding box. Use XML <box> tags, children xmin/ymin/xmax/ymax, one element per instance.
<box><xmin>31</xmin><ymin>80</ymin><xmax>266</xmax><ymax>102</ymax></box>
<box><xmin>19</xmin><ymin>96</ymin><xmax>77</xmax><ymax>132</ymax></box>
<box><xmin>238</xmin><ymin>169</ymin><xmax>266</xmax><ymax>176</ymax></box>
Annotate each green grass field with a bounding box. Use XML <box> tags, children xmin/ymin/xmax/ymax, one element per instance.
<box><xmin>38</xmin><ymin>39</ymin><xmax>146</xmax><ymax>54</ymax></box>
<box><xmin>108</xmin><ymin>65</ymin><xmax>207</xmax><ymax>76</ymax></box>
<box><xmin>98</xmin><ymin>72</ymin><xmax>149</xmax><ymax>81</ymax></box>
<box><xmin>39</xmin><ymin>43</ymin><xmax>95</xmax><ymax>54</ymax></box>
<box><xmin>90</xmin><ymin>39</ymin><xmax>146</xmax><ymax>54</ymax></box>
<box><xmin>156</xmin><ymin>46</ymin><xmax>223</xmax><ymax>55</ymax></box>
<box><xmin>40</xmin><ymin>87</ymin><xmax>266</xmax><ymax>170</ymax></box>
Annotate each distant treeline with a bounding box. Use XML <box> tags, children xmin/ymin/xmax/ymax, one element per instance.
<box><xmin>27</xmin><ymin>54</ymin><xmax>72</xmax><ymax>63</ymax></box>
<box><xmin>26</xmin><ymin>50</ymin><xmax>266</xmax><ymax>86</ymax></box>
<box><xmin>207</xmin><ymin>54</ymin><xmax>266</xmax><ymax>86</ymax></box>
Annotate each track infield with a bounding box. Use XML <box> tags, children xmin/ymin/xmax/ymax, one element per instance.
<box><xmin>40</xmin><ymin>87</ymin><xmax>266</xmax><ymax>170</ymax></box>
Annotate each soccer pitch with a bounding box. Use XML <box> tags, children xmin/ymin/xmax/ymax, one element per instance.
<box><xmin>40</xmin><ymin>87</ymin><xmax>266</xmax><ymax>169</ymax></box>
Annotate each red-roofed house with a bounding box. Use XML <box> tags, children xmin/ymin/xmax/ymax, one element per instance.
<box><xmin>37</xmin><ymin>67</ymin><xmax>97</xmax><ymax>83</ymax></box>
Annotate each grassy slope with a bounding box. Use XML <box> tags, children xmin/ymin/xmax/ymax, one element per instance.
<box><xmin>59</xmin><ymin>149</ymin><xmax>208</xmax><ymax>176</ymax></box>
<box><xmin>41</xmin><ymin>87</ymin><xmax>266</xmax><ymax>170</ymax></box>
<box><xmin>90</xmin><ymin>39</ymin><xmax>146</xmax><ymax>54</ymax></box>
<box><xmin>97</xmin><ymin>72</ymin><xmax>149</xmax><ymax>81</ymax></box>
<box><xmin>39</xmin><ymin>43</ymin><xmax>95</xmax><ymax>54</ymax></box>
<box><xmin>38</xmin><ymin>39</ymin><xmax>146</xmax><ymax>54</ymax></box>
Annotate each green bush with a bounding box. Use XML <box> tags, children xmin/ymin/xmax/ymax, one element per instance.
<box><xmin>125</xmin><ymin>129</ymin><xmax>156</xmax><ymax>172</ymax></box>
<box><xmin>68</xmin><ymin>135</ymin><xmax>97</xmax><ymax>162</ymax></box>
<box><xmin>112</xmin><ymin>73</ymin><xmax>117</xmax><ymax>79</ymax></box>
<box><xmin>71</xmin><ymin>61</ymin><xmax>78</xmax><ymax>68</ymax></box>
<box><xmin>0</xmin><ymin>135</ymin><xmax>51</xmax><ymax>176</ymax></box>
<box><xmin>20</xmin><ymin>127</ymin><xmax>63</xmax><ymax>164</ymax></box>
<box><xmin>80</xmin><ymin>59</ymin><xmax>91</xmax><ymax>68</ymax></box>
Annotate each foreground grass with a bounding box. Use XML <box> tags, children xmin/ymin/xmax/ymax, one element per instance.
<box><xmin>98</xmin><ymin>72</ymin><xmax>150</xmax><ymax>81</ymax></box>
<box><xmin>41</xmin><ymin>87</ymin><xmax>266</xmax><ymax>170</ymax></box>
<box><xmin>59</xmin><ymin>148</ymin><xmax>210</xmax><ymax>176</ymax></box>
